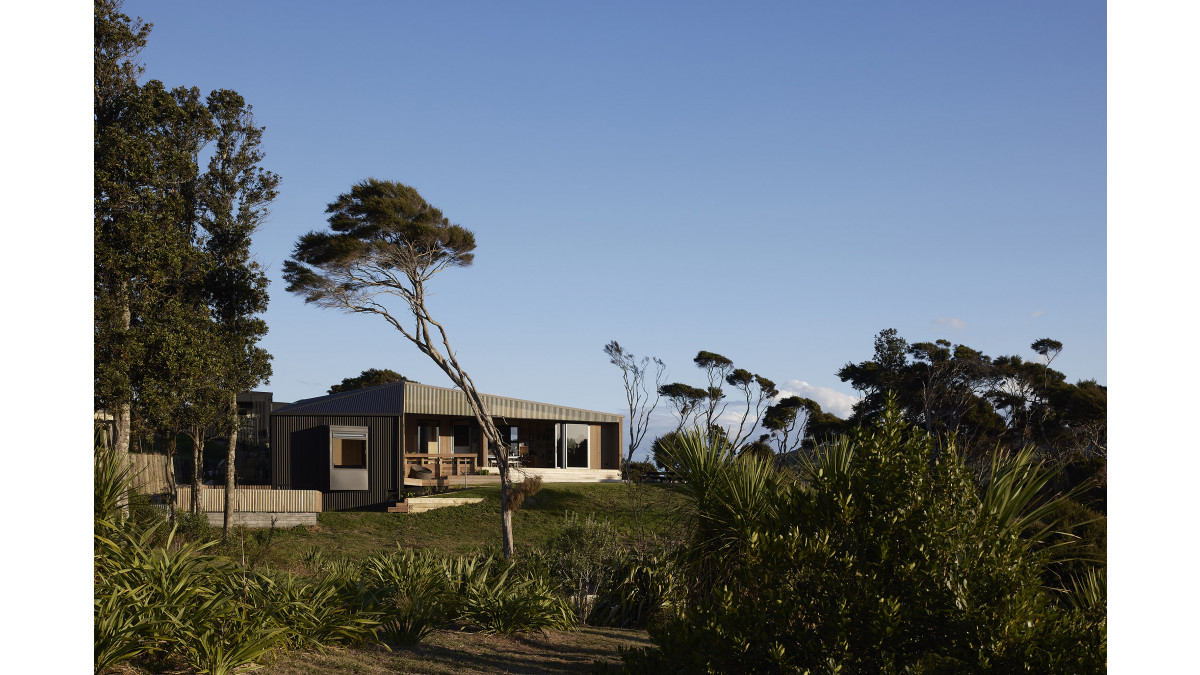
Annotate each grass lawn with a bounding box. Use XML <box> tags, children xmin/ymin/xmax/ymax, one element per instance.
<box><xmin>250</xmin><ymin>481</ymin><xmax>687</xmax><ymax>574</ymax></box>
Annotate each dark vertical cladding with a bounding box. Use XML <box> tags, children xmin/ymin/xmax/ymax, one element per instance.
<box><xmin>270</xmin><ymin>414</ymin><xmax>398</xmax><ymax>510</ymax></box>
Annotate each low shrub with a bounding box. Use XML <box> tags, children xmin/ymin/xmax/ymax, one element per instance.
<box><xmin>589</xmin><ymin>550</ymin><xmax>682</xmax><ymax>629</ymax></box>
<box><xmin>508</xmin><ymin>474</ymin><xmax>543</xmax><ymax>510</ymax></box>
<box><xmin>625</xmin><ymin>460</ymin><xmax>657</xmax><ymax>483</ymax></box>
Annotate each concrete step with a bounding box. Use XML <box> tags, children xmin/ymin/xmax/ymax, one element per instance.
<box><xmin>401</xmin><ymin>496</ymin><xmax>485</xmax><ymax>514</ymax></box>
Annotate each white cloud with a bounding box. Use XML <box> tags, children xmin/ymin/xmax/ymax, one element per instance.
<box><xmin>1029</xmin><ymin>310</ymin><xmax>1044</xmax><ymax>319</ymax></box>
<box><xmin>932</xmin><ymin>317</ymin><xmax>966</xmax><ymax>331</ymax></box>
<box><xmin>776</xmin><ymin>380</ymin><xmax>860</xmax><ymax>419</ymax></box>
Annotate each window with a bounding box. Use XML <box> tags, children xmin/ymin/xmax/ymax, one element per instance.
<box><xmin>333</xmin><ymin>436</ymin><xmax>366</xmax><ymax>468</ymax></box>
<box><xmin>453</xmin><ymin>422</ymin><xmax>480</xmax><ymax>454</ymax></box>
<box><xmin>417</xmin><ymin>421</ymin><xmax>440</xmax><ymax>453</ymax></box>
<box><xmin>329</xmin><ymin>426</ymin><xmax>369</xmax><ymax>491</ymax></box>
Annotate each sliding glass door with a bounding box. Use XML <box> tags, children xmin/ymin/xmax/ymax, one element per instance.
<box><xmin>557</xmin><ymin>423</ymin><xmax>590</xmax><ymax>469</ymax></box>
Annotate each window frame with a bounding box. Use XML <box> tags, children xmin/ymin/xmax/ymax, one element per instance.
<box><xmin>329</xmin><ymin>425</ymin><xmax>369</xmax><ymax>491</ymax></box>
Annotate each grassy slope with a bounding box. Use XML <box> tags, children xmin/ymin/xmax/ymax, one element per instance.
<box><xmin>262</xmin><ymin>626</ymin><xmax>652</xmax><ymax>675</ymax></box>
<box><xmin>253</xmin><ymin>482</ymin><xmax>687</xmax><ymax>574</ymax></box>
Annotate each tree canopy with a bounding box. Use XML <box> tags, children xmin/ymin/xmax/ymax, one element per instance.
<box><xmin>328</xmin><ymin>368</ymin><xmax>406</xmax><ymax>394</ymax></box>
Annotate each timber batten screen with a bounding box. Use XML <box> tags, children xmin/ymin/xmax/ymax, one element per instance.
<box><xmin>402</xmin><ymin>382</ymin><xmax>622</xmax><ymax>424</ymax></box>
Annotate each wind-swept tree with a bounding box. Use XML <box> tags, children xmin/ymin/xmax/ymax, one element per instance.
<box><xmin>603</xmin><ymin>341</ymin><xmax>666</xmax><ymax>470</ymax></box>
<box><xmin>284</xmin><ymin>178</ymin><xmax>520</xmax><ymax>556</ymax></box>
<box><xmin>658</xmin><ymin>382</ymin><xmax>708</xmax><ymax>432</ymax></box>
<box><xmin>725</xmin><ymin>369</ymin><xmax>778</xmax><ymax>449</ymax></box>
<box><xmin>693</xmin><ymin>351</ymin><xmax>735</xmax><ymax>431</ymax></box>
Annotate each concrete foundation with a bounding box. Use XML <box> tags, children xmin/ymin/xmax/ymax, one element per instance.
<box><xmin>202</xmin><ymin>512</ymin><xmax>318</xmax><ymax>528</ymax></box>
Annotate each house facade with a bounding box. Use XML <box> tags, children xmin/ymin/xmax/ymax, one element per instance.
<box><xmin>270</xmin><ymin>380</ymin><xmax>623</xmax><ymax>510</ymax></box>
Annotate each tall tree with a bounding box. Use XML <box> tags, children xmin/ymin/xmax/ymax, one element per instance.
<box><xmin>603</xmin><ymin>341</ymin><xmax>666</xmax><ymax>470</ymax></box>
<box><xmin>283</xmin><ymin>179</ymin><xmax>521</xmax><ymax>556</ymax></box>
<box><xmin>95</xmin><ymin>0</ymin><xmax>211</xmax><ymax>462</ymax></box>
<box><xmin>198</xmin><ymin>89</ymin><xmax>278</xmax><ymax>538</ymax></box>
<box><xmin>329</xmin><ymin>368</ymin><xmax>406</xmax><ymax>394</ymax></box>
<box><xmin>693</xmin><ymin>351</ymin><xmax>735</xmax><ymax>431</ymax></box>
<box><xmin>725</xmin><ymin>369</ymin><xmax>778</xmax><ymax>449</ymax></box>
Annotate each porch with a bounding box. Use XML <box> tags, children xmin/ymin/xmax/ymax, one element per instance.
<box><xmin>402</xmin><ymin>461</ymin><xmax>622</xmax><ymax>487</ymax></box>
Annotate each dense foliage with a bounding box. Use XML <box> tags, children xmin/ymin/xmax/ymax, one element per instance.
<box><xmin>621</xmin><ymin>405</ymin><xmax>1106</xmax><ymax>674</ymax></box>
<box><xmin>328</xmin><ymin>368</ymin><xmax>406</xmax><ymax>394</ymax></box>
<box><xmin>94</xmin><ymin>437</ymin><xmax>579</xmax><ymax>674</ymax></box>
<box><xmin>94</xmin><ymin>0</ymin><xmax>276</xmax><ymax>500</ymax></box>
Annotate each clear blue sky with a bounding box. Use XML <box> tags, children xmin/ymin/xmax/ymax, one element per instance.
<box><xmin>121</xmin><ymin>0</ymin><xmax>1105</xmax><ymax>457</ymax></box>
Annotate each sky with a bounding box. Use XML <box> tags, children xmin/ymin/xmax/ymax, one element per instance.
<box><xmin>107</xmin><ymin>0</ymin><xmax>1108</xmax><ymax>460</ymax></box>
<box><xmin>115</xmin><ymin>0</ymin><xmax>1109</xmax><ymax>457</ymax></box>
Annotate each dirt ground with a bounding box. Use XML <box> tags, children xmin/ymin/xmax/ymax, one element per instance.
<box><xmin>261</xmin><ymin>626</ymin><xmax>654</xmax><ymax>674</ymax></box>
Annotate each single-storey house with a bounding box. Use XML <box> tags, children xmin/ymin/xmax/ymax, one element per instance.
<box><xmin>270</xmin><ymin>380</ymin><xmax>624</xmax><ymax>510</ymax></box>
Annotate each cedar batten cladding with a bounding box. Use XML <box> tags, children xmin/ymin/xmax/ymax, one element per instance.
<box><xmin>270</xmin><ymin>414</ymin><xmax>398</xmax><ymax>510</ymax></box>
<box><xmin>269</xmin><ymin>379</ymin><xmax>624</xmax><ymax>510</ymax></box>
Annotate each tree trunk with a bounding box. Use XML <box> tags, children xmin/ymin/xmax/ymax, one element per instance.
<box><xmin>223</xmin><ymin>395</ymin><xmax>238</xmax><ymax>540</ymax></box>
<box><xmin>166</xmin><ymin>429</ymin><xmax>178</xmax><ymax>523</ymax></box>
<box><xmin>496</xmin><ymin>441</ymin><xmax>515</xmax><ymax>557</ymax></box>
<box><xmin>190</xmin><ymin>425</ymin><xmax>202</xmax><ymax>514</ymax></box>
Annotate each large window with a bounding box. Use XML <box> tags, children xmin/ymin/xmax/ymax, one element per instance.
<box><xmin>453</xmin><ymin>422</ymin><xmax>480</xmax><ymax>454</ymax></box>
<box><xmin>557</xmin><ymin>423</ymin><xmax>590</xmax><ymax>468</ymax></box>
<box><xmin>329</xmin><ymin>426</ymin><xmax>368</xmax><ymax>491</ymax></box>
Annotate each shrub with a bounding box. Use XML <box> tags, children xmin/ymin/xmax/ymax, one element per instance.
<box><xmin>538</xmin><ymin>513</ymin><xmax>622</xmax><ymax>622</ymax></box>
<box><xmin>625</xmin><ymin>460</ymin><xmax>657</xmax><ymax>483</ymax></box>
<box><xmin>458</xmin><ymin>573</ymin><xmax>575</xmax><ymax>634</ymax></box>
<box><xmin>589</xmin><ymin>549</ymin><xmax>682</xmax><ymax>628</ymax></box>
<box><xmin>622</xmin><ymin>403</ymin><xmax>1106</xmax><ymax>674</ymax></box>
<box><xmin>508</xmin><ymin>474</ymin><xmax>543</xmax><ymax>510</ymax></box>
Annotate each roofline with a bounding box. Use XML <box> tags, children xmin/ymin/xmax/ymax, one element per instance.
<box><xmin>403</xmin><ymin>380</ymin><xmax>624</xmax><ymax>421</ymax></box>
<box><xmin>271</xmin><ymin>381</ymin><xmax>405</xmax><ymax>415</ymax></box>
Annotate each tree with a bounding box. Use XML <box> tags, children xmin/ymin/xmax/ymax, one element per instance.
<box><xmin>283</xmin><ymin>178</ymin><xmax>520</xmax><ymax>557</ymax></box>
<box><xmin>199</xmin><ymin>89</ymin><xmax>278</xmax><ymax>538</ymax></box>
<box><xmin>837</xmin><ymin>328</ymin><xmax>912</xmax><ymax>424</ymax></box>
<box><xmin>693</xmin><ymin>351</ymin><xmax>735</xmax><ymax>431</ymax></box>
<box><xmin>603</xmin><ymin>341</ymin><xmax>666</xmax><ymax>471</ymax></box>
<box><xmin>657</xmin><ymin>382</ymin><xmax>708</xmax><ymax>432</ymax></box>
<box><xmin>95</xmin><ymin>0</ymin><xmax>210</xmax><ymax>460</ymax></box>
<box><xmin>725</xmin><ymin>369</ymin><xmax>778</xmax><ymax>449</ymax></box>
<box><xmin>329</xmin><ymin>368</ymin><xmax>406</xmax><ymax>394</ymax></box>
<box><xmin>760</xmin><ymin>395</ymin><xmax>809</xmax><ymax>455</ymax></box>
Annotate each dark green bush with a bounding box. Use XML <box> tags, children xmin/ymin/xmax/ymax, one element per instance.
<box><xmin>621</xmin><ymin>403</ymin><xmax>1106</xmax><ymax>674</ymax></box>
<box><xmin>625</xmin><ymin>460</ymin><xmax>657</xmax><ymax>483</ymax></box>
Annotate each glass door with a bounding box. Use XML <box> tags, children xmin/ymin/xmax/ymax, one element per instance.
<box><xmin>559</xmin><ymin>423</ymin><xmax>590</xmax><ymax>468</ymax></box>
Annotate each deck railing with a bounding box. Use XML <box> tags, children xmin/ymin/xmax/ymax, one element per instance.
<box><xmin>404</xmin><ymin>453</ymin><xmax>479</xmax><ymax>478</ymax></box>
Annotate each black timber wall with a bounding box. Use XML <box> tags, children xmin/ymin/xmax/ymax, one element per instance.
<box><xmin>270</xmin><ymin>415</ymin><xmax>399</xmax><ymax>510</ymax></box>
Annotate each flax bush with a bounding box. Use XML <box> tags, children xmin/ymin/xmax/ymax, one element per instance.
<box><xmin>621</xmin><ymin>401</ymin><xmax>1106</xmax><ymax>674</ymax></box>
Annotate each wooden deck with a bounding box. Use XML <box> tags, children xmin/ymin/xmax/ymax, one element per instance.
<box><xmin>403</xmin><ymin>466</ymin><xmax>622</xmax><ymax>487</ymax></box>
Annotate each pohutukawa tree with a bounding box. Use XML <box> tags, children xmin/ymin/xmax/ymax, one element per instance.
<box><xmin>283</xmin><ymin>178</ymin><xmax>519</xmax><ymax>556</ymax></box>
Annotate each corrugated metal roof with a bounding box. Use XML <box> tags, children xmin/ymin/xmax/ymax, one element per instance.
<box><xmin>272</xmin><ymin>382</ymin><xmax>406</xmax><ymax>416</ymax></box>
<box><xmin>404</xmin><ymin>381</ymin><xmax>623</xmax><ymax>424</ymax></box>
<box><xmin>271</xmin><ymin>380</ymin><xmax>622</xmax><ymax>424</ymax></box>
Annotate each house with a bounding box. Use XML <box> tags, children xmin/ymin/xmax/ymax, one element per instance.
<box><xmin>269</xmin><ymin>380</ymin><xmax>624</xmax><ymax>510</ymax></box>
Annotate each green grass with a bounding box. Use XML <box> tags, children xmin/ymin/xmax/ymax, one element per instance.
<box><xmin>253</xmin><ymin>482</ymin><xmax>687</xmax><ymax>573</ymax></box>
